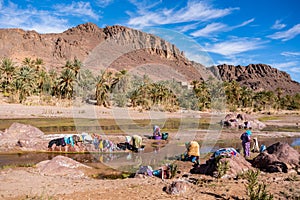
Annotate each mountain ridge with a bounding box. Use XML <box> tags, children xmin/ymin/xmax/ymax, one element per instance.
<box><xmin>0</xmin><ymin>22</ymin><xmax>299</xmax><ymax>94</ymax></box>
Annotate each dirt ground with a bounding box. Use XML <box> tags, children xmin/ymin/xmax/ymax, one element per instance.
<box><xmin>0</xmin><ymin>160</ymin><xmax>299</xmax><ymax>200</ymax></box>
<box><xmin>0</xmin><ymin>104</ymin><xmax>300</xmax><ymax>199</ymax></box>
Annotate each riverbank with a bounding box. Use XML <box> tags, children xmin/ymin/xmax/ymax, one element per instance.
<box><xmin>0</xmin><ymin>104</ymin><xmax>300</xmax><ymax>199</ymax></box>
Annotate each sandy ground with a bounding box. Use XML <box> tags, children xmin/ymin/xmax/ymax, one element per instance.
<box><xmin>0</xmin><ymin>160</ymin><xmax>299</xmax><ymax>200</ymax></box>
<box><xmin>0</xmin><ymin>104</ymin><xmax>300</xmax><ymax>199</ymax></box>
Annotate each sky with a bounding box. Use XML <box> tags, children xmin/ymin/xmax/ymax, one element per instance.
<box><xmin>0</xmin><ymin>0</ymin><xmax>300</xmax><ymax>82</ymax></box>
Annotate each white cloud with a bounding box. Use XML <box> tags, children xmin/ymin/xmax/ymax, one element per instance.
<box><xmin>204</xmin><ymin>37</ymin><xmax>266</xmax><ymax>56</ymax></box>
<box><xmin>290</xmin><ymin>67</ymin><xmax>300</xmax><ymax>73</ymax></box>
<box><xmin>271</xmin><ymin>20</ymin><xmax>286</xmax><ymax>30</ymax></box>
<box><xmin>0</xmin><ymin>2</ymin><xmax>66</xmax><ymax>33</ymax></box>
<box><xmin>232</xmin><ymin>18</ymin><xmax>255</xmax><ymax>29</ymax></box>
<box><xmin>191</xmin><ymin>18</ymin><xmax>254</xmax><ymax>37</ymax></box>
<box><xmin>53</xmin><ymin>1</ymin><xmax>99</xmax><ymax>20</ymax></box>
<box><xmin>268</xmin><ymin>24</ymin><xmax>300</xmax><ymax>41</ymax></box>
<box><xmin>269</xmin><ymin>61</ymin><xmax>298</xmax><ymax>70</ymax></box>
<box><xmin>127</xmin><ymin>1</ymin><xmax>238</xmax><ymax>28</ymax></box>
<box><xmin>176</xmin><ymin>22</ymin><xmax>200</xmax><ymax>33</ymax></box>
<box><xmin>215</xmin><ymin>54</ymin><xmax>258</xmax><ymax>67</ymax></box>
<box><xmin>96</xmin><ymin>0</ymin><xmax>114</xmax><ymax>8</ymax></box>
<box><xmin>191</xmin><ymin>23</ymin><xmax>226</xmax><ymax>37</ymax></box>
<box><xmin>281</xmin><ymin>51</ymin><xmax>300</xmax><ymax>57</ymax></box>
<box><xmin>129</xmin><ymin>0</ymin><xmax>162</xmax><ymax>12</ymax></box>
<box><xmin>0</xmin><ymin>1</ymin><xmax>100</xmax><ymax>33</ymax></box>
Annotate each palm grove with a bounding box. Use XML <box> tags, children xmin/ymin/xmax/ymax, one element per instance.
<box><xmin>0</xmin><ymin>57</ymin><xmax>299</xmax><ymax>111</ymax></box>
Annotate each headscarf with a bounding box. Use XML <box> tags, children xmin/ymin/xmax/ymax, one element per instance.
<box><xmin>246</xmin><ymin>130</ymin><xmax>252</xmax><ymax>136</ymax></box>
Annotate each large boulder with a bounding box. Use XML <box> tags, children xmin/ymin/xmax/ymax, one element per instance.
<box><xmin>36</xmin><ymin>155</ymin><xmax>91</xmax><ymax>178</ymax></box>
<box><xmin>222</xmin><ymin>113</ymin><xmax>265</xmax><ymax>129</ymax></box>
<box><xmin>0</xmin><ymin>123</ymin><xmax>47</xmax><ymax>151</ymax></box>
<box><xmin>252</xmin><ymin>142</ymin><xmax>300</xmax><ymax>173</ymax></box>
<box><xmin>191</xmin><ymin>149</ymin><xmax>252</xmax><ymax>178</ymax></box>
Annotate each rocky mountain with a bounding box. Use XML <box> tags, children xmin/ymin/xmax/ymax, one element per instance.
<box><xmin>210</xmin><ymin>64</ymin><xmax>300</xmax><ymax>94</ymax></box>
<box><xmin>0</xmin><ymin>23</ymin><xmax>299</xmax><ymax>93</ymax></box>
<box><xmin>0</xmin><ymin>22</ymin><xmax>212</xmax><ymax>82</ymax></box>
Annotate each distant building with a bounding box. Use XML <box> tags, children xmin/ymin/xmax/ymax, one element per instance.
<box><xmin>178</xmin><ymin>81</ymin><xmax>193</xmax><ymax>90</ymax></box>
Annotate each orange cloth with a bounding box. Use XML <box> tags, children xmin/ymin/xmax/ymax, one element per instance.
<box><xmin>187</xmin><ymin>141</ymin><xmax>200</xmax><ymax>157</ymax></box>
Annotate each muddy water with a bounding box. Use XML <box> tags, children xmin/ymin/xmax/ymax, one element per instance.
<box><xmin>0</xmin><ymin>118</ymin><xmax>299</xmax><ymax>169</ymax></box>
<box><xmin>0</xmin><ymin>137</ymin><xmax>299</xmax><ymax>169</ymax></box>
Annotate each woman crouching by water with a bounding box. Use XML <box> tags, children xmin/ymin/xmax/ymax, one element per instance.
<box><xmin>48</xmin><ymin>135</ymin><xmax>81</xmax><ymax>152</ymax></box>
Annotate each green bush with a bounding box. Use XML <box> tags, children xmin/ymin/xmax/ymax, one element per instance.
<box><xmin>245</xmin><ymin>170</ymin><xmax>273</xmax><ymax>200</ymax></box>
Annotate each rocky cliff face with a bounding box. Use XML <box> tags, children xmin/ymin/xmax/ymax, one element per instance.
<box><xmin>0</xmin><ymin>23</ymin><xmax>211</xmax><ymax>82</ymax></box>
<box><xmin>210</xmin><ymin>64</ymin><xmax>300</xmax><ymax>94</ymax></box>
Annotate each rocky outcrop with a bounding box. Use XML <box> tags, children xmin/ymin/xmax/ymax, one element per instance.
<box><xmin>164</xmin><ymin>180</ymin><xmax>190</xmax><ymax>195</ymax></box>
<box><xmin>252</xmin><ymin>142</ymin><xmax>300</xmax><ymax>173</ymax></box>
<box><xmin>210</xmin><ymin>64</ymin><xmax>300</xmax><ymax>94</ymax></box>
<box><xmin>191</xmin><ymin>151</ymin><xmax>253</xmax><ymax>178</ymax></box>
<box><xmin>0</xmin><ymin>123</ymin><xmax>47</xmax><ymax>151</ymax></box>
<box><xmin>222</xmin><ymin>113</ymin><xmax>266</xmax><ymax>129</ymax></box>
<box><xmin>36</xmin><ymin>155</ymin><xmax>91</xmax><ymax>178</ymax></box>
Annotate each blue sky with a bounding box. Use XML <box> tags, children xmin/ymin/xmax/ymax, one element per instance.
<box><xmin>1</xmin><ymin>0</ymin><xmax>300</xmax><ymax>82</ymax></box>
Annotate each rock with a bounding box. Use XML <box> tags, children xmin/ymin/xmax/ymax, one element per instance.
<box><xmin>36</xmin><ymin>155</ymin><xmax>91</xmax><ymax>178</ymax></box>
<box><xmin>164</xmin><ymin>180</ymin><xmax>189</xmax><ymax>195</ymax></box>
<box><xmin>0</xmin><ymin>123</ymin><xmax>47</xmax><ymax>151</ymax></box>
<box><xmin>191</xmin><ymin>153</ymin><xmax>253</xmax><ymax>178</ymax></box>
<box><xmin>222</xmin><ymin>113</ymin><xmax>266</xmax><ymax>130</ymax></box>
<box><xmin>252</xmin><ymin>142</ymin><xmax>300</xmax><ymax>173</ymax></box>
<box><xmin>0</xmin><ymin>23</ymin><xmax>211</xmax><ymax>82</ymax></box>
<box><xmin>210</xmin><ymin>64</ymin><xmax>300</xmax><ymax>94</ymax></box>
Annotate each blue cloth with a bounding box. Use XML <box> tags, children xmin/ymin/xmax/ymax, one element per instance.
<box><xmin>260</xmin><ymin>145</ymin><xmax>266</xmax><ymax>153</ymax></box>
<box><xmin>246</xmin><ymin>130</ymin><xmax>252</xmax><ymax>136</ymax></box>
<box><xmin>64</xmin><ymin>136</ymin><xmax>74</xmax><ymax>146</ymax></box>
<box><xmin>213</xmin><ymin>148</ymin><xmax>238</xmax><ymax>158</ymax></box>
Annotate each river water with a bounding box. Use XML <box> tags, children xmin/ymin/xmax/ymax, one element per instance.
<box><xmin>0</xmin><ymin>137</ymin><xmax>299</xmax><ymax>169</ymax></box>
<box><xmin>0</xmin><ymin>118</ymin><xmax>299</xmax><ymax>169</ymax></box>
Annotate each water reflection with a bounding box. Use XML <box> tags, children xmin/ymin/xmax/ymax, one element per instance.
<box><xmin>291</xmin><ymin>138</ymin><xmax>300</xmax><ymax>147</ymax></box>
<box><xmin>1</xmin><ymin>137</ymin><xmax>299</xmax><ymax>170</ymax></box>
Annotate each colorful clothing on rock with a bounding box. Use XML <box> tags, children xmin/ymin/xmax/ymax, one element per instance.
<box><xmin>213</xmin><ymin>148</ymin><xmax>238</xmax><ymax>158</ymax></box>
<box><xmin>64</xmin><ymin>136</ymin><xmax>75</xmax><ymax>147</ymax></box>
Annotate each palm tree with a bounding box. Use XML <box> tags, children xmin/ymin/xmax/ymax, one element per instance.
<box><xmin>63</xmin><ymin>58</ymin><xmax>82</xmax><ymax>78</ymax></box>
<box><xmin>95</xmin><ymin>70</ymin><xmax>126</xmax><ymax>107</ymax></box>
<box><xmin>72</xmin><ymin>58</ymin><xmax>81</xmax><ymax>77</ymax></box>
<box><xmin>240</xmin><ymin>86</ymin><xmax>254</xmax><ymax>108</ymax></box>
<box><xmin>0</xmin><ymin>58</ymin><xmax>16</xmax><ymax>93</ymax></box>
<box><xmin>11</xmin><ymin>66</ymin><xmax>36</xmax><ymax>102</ymax></box>
<box><xmin>75</xmin><ymin>69</ymin><xmax>96</xmax><ymax>98</ymax></box>
<box><xmin>224</xmin><ymin>80</ymin><xmax>241</xmax><ymax>107</ymax></box>
<box><xmin>48</xmin><ymin>69</ymin><xmax>59</xmax><ymax>96</ymax></box>
<box><xmin>58</xmin><ymin>68</ymin><xmax>76</xmax><ymax>99</ymax></box>
<box><xmin>33</xmin><ymin>58</ymin><xmax>45</xmax><ymax>72</ymax></box>
<box><xmin>192</xmin><ymin>80</ymin><xmax>210</xmax><ymax>110</ymax></box>
<box><xmin>22</xmin><ymin>57</ymin><xmax>35</xmax><ymax>68</ymax></box>
<box><xmin>36</xmin><ymin>69</ymin><xmax>51</xmax><ymax>95</ymax></box>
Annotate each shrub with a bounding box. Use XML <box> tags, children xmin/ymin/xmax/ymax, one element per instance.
<box><xmin>215</xmin><ymin>156</ymin><xmax>230</xmax><ymax>178</ymax></box>
<box><xmin>245</xmin><ymin>170</ymin><xmax>273</xmax><ymax>200</ymax></box>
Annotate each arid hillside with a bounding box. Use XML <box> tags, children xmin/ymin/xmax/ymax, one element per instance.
<box><xmin>0</xmin><ymin>23</ymin><xmax>300</xmax><ymax>93</ymax></box>
<box><xmin>210</xmin><ymin>64</ymin><xmax>300</xmax><ymax>94</ymax></box>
